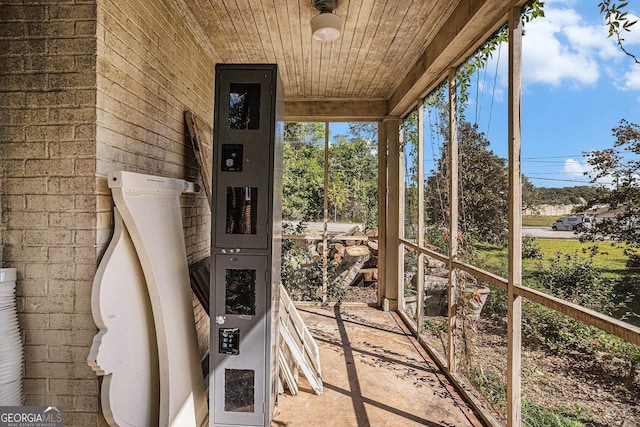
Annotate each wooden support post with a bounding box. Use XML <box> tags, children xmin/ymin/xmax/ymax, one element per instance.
<box><xmin>508</xmin><ymin>7</ymin><xmax>523</xmax><ymax>427</ymax></box>
<box><xmin>384</xmin><ymin>118</ymin><xmax>401</xmax><ymax>312</ymax></box>
<box><xmin>377</xmin><ymin>121</ymin><xmax>388</xmax><ymax>307</ymax></box>
<box><xmin>322</xmin><ymin>122</ymin><xmax>330</xmax><ymax>304</ymax></box>
<box><xmin>417</xmin><ymin>103</ymin><xmax>425</xmax><ymax>333</ymax></box>
<box><xmin>447</xmin><ymin>68</ymin><xmax>458</xmax><ymax>373</ymax></box>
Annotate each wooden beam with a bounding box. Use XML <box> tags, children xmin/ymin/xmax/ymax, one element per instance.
<box><xmin>388</xmin><ymin>0</ymin><xmax>527</xmax><ymax>117</ymax></box>
<box><xmin>515</xmin><ymin>285</ymin><xmax>640</xmax><ymax>347</ymax></box>
<box><xmin>284</xmin><ymin>100</ymin><xmax>388</xmax><ymax>121</ymax></box>
<box><xmin>322</xmin><ymin>122</ymin><xmax>329</xmax><ymax>304</ymax></box>
<box><xmin>384</xmin><ymin>118</ymin><xmax>401</xmax><ymax>312</ymax></box>
<box><xmin>447</xmin><ymin>68</ymin><xmax>458</xmax><ymax>373</ymax></box>
<box><xmin>377</xmin><ymin>120</ymin><xmax>388</xmax><ymax>308</ymax></box>
<box><xmin>507</xmin><ymin>6</ymin><xmax>523</xmax><ymax>427</ymax></box>
<box><xmin>416</xmin><ymin>102</ymin><xmax>425</xmax><ymax>333</ymax></box>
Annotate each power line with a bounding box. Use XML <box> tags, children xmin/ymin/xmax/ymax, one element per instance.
<box><xmin>522</xmin><ymin>155</ymin><xmax>587</xmax><ymax>159</ymax></box>
<box><xmin>524</xmin><ymin>160</ymin><xmax>582</xmax><ymax>164</ymax></box>
<box><xmin>524</xmin><ymin>172</ymin><xmax>590</xmax><ymax>175</ymax></box>
<box><xmin>523</xmin><ymin>150</ymin><xmax>624</xmax><ymax>160</ymax></box>
<box><xmin>527</xmin><ymin>176</ymin><xmax>594</xmax><ymax>184</ymax></box>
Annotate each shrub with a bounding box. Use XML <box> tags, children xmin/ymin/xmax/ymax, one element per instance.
<box><xmin>281</xmin><ymin>223</ymin><xmax>348</xmax><ymax>301</ymax></box>
<box><xmin>524</xmin><ymin>251</ymin><xmax>639</xmax><ymax>381</ymax></box>
<box><xmin>525</xmin><ymin>252</ymin><xmax>615</xmax><ymax>353</ymax></box>
<box><xmin>522</xmin><ymin>235</ymin><xmax>543</xmax><ymax>259</ymax></box>
<box><xmin>481</xmin><ymin>282</ymin><xmax>507</xmax><ymax>318</ymax></box>
<box><xmin>534</xmin><ymin>252</ymin><xmax>616</xmax><ymax>312</ymax></box>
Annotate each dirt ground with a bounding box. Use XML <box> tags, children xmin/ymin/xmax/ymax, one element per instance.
<box><xmin>320</xmin><ymin>284</ymin><xmax>639</xmax><ymax>426</ymax></box>
<box><xmin>473</xmin><ymin>318</ymin><xmax>640</xmax><ymax>426</ymax></box>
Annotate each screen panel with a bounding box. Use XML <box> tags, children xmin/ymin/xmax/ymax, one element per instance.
<box><xmin>225</xmin><ymin>268</ymin><xmax>256</xmax><ymax>316</ymax></box>
<box><xmin>229</xmin><ymin>83</ymin><xmax>261</xmax><ymax>130</ymax></box>
<box><xmin>224</xmin><ymin>369</ymin><xmax>255</xmax><ymax>412</ymax></box>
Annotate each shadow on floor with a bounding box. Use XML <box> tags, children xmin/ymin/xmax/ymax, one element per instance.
<box><xmin>272</xmin><ymin>306</ymin><xmax>482</xmax><ymax>427</ymax></box>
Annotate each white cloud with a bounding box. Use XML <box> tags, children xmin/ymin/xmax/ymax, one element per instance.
<box><xmin>609</xmin><ymin>12</ymin><xmax>640</xmax><ymax>90</ymax></box>
<box><xmin>623</xmin><ymin>67</ymin><xmax>640</xmax><ymax>90</ymax></box>
<box><xmin>625</xmin><ymin>14</ymin><xmax>640</xmax><ymax>44</ymax></box>
<box><xmin>564</xmin><ymin>158</ymin><xmax>589</xmax><ymax>177</ymax></box>
<box><xmin>522</xmin><ymin>6</ymin><xmax>621</xmax><ymax>88</ymax></box>
<box><xmin>607</xmin><ymin>12</ymin><xmax>640</xmax><ymax>45</ymax></box>
<box><xmin>476</xmin><ymin>4</ymin><xmax>640</xmax><ymax>100</ymax></box>
<box><xmin>564</xmin><ymin>157</ymin><xmax>615</xmax><ymax>187</ymax></box>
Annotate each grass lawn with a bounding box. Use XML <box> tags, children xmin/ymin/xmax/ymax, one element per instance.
<box><xmin>535</xmin><ymin>239</ymin><xmax>628</xmax><ymax>275</ymax></box>
<box><xmin>522</xmin><ymin>215</ymin><xmax>560</xmax><ymax>227</ymax></box>
<box><xmin>472</xmin><ymin>238</ymin><xmax>629</xmax><ymax>280</ymax></box>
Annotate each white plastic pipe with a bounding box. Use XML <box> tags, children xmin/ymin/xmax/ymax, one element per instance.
<box><xmin>0</xmin><ymin>268</ymin><xmax>23</xmax><ymax>406</ymax></box>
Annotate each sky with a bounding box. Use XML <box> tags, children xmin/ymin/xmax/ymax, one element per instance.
<box><xmin>477</xmin><ymin>0</ymin><xmax>640</xmax><ymax>187</ymax></box>
<box><xmin>330</xmin><ymin>0</ymin><xmax>640</xmax><ymax>188</ymax></box>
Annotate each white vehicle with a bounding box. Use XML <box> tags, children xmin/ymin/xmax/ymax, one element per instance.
<box><xmin>551</xmin><ymin>215</ymin><xmax>595</xmax><ymax>231</ymax></box>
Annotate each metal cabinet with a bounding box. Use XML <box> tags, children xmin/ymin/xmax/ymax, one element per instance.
<box><xmin>210</xmin><ymin>64</ymin><xmax>283</xmax><ymax>427</ymax></box>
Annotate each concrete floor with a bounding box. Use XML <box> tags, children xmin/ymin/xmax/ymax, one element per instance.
<box><xmin>271</xmin><ymin>306</ymin><xmax>483</xmax><ymax>427</ymax></box>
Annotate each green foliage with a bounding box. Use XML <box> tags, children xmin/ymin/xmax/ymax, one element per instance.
<box><xmin>284</xmin><ymin>122</ymin><xmax>325</xmax><ymax>143</ymax></box>
<box><xmin>281</xmin><ymin>223</ymin><xmax>318</xmax><ymax>300</ymax></box>
<box><xmin>425</xmin><ymin>121</ymin><xmax>510</xmax><ymax>245</ymax></box>
<box><xmin>588</xmin><ymin>329</ymin><xmax>640</xmax><ymax>384</ymax></box>
<box><xmin>523</xmin><ymin>301</ymin><xmax>597</xmax><ymax>353</ymax></box>
<box><xmin>469</xmin><ymin>367</ymin><xmax>507</xmax><ymax>413</ymax></box>
<box><xmin>281</xmin><ymin>236</ymin><xmax>347</xmax><ymax>302</ymax></box>
<box><xmin>522</xmin><ymin>399</ymin><xmax>589</xmax><ymax>427</ymax></box>
<box><xmin>522</xmin><ymin>252</ymin><xmax>640</xmax><ymax>381</ymax></box>
<box><xmin>468</xmin><ymin>240</ymin><xmax>639</xmax><ymax>380</ymax></box>
<box><xmin>402</xmin><ymin>109</ymin><xmax>420</xmax><ymax>240</ymax></box>
<box><xmin>283</xmin><ymin>128</ymin><xmax>325</xmax><ymax>221</ymax></box>
<box><xmin>282</xmin><ymin>122</ymin><xmax>379</xmax><ymax>229</ymax></box>
<box><xmin>599</xmin><ymin>1</ymin><xmax>639</xmax><ymax>63</ymax></box>
<box><xmin>534</xmin><ymin>252</ymin><xmax>616</xmax><ymax>312</ymax></box>
<box><xmin>625</xmin><ymin>250</ymin><xmax>640</xmax><ymax>268</ymax></box>
<box><xmin>328</xmin><ymin>133</ymin><xmax>378</xmax><ymax>228</ymax></box>
<box><xmin>534</xmin><ymin>186</ymin><xmax>606</xmax><ymax>205</ymax></box>
<box><xmin>522</xmin><ymin>236</ymin><xmax>543</xmax><ymax>259</ymax></box>
<box><xmin>522</xmin><ymin>0</ymin><xmax>545</xmax><ymax>24</ymax></box>
<box><xmin>424</xmin><ymin>225</ymin><xmax>448</xmax><ymax>254</ymax></box>
<box><xmin>423</xmin><ymin>318</ymin><xmax>447</xmax><ymax>353</ymax></box>
<box><xmin>481</xmin><ymin>282</ymin><xmax>507</xmax><ymax>318</ymax></box>
<box><xmin>416</xmin><ymin>3</ymin><xmax>544</xmax><ymax>245</ymax></box>
<box><xmin>585</xmin><ymin>120</ymin><xmax>640</xmax><ymax>246</ymax></box>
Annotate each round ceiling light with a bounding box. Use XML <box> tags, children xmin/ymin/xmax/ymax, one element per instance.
<box><xmin>311</xmin><ymin>0</ymin><xmax>342</xmax><ymax>42</ymax></box>
<box><xmin>311</xmin><ymin>13</ymin><xmax>342</xmax><ymax>41</ymax></box>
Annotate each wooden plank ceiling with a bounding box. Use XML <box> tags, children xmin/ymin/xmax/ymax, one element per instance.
<box><xmin>183</xmin><ymin>0</ymin><xmax>518</xmax><ymax>118</ymax></box>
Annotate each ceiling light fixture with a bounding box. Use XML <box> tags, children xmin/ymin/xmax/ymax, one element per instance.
<box><xmin>311</xmin><ymin>0</ymin><xmax>342</xmax><ymax>42</ymax></box>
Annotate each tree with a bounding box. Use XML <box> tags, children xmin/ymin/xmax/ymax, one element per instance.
<box><xmin>282</xmin><ymin>122</ymin><xmax>379</xmax><ymax>228</ymax></box>
<box><xmin>584</xmin><ymin>120</ymin><xmax>640</xmax><ymax>246</ymax></box>
<box><xmin>421</xmin><ymin>80</ymin><xmax>539</xmax><ymax>247</ymax></box>
<box><xmin>599</xmin><ymin>1</ymin><xmax>639</xmax><ymax>64</ymax></box>
<box><xmin>426</xmin><ymin>121</ymin><xmax>511</xmax><ymax>245</ymax></box>
<box><xmin>328</xmin><ymin>133</ymin><xmax>378</xmax><ymax>228</ymax></box>
<box><xmin>282</xmin><ymin>123</ymin><xmax>325</xmax><ymax>221</ymax></box>
<box><xmin>535</xmin><ymin>186</ymin><xmax>605</xmax><ymax>205</ymax></box>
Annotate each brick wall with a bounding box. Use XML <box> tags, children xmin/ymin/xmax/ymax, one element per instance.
<box><xmin>95</xmin><ymin>0</ymin><xmax>215</xmax><ymax>360</ymax></box>
<box><xmin>0</xmin><ymin>1</ymin><xmax>100</xmax><ymax>426</ymax></box>
<box><xmin>1</xmin><ymin>0</ymin><xmax>216</xmax><ymax>425</ymax></box>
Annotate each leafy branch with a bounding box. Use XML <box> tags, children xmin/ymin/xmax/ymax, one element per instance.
<box><xmin>599</xmin><ymin>1</ymin><xmax>639</xmax><ymax>64</ymax></box>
